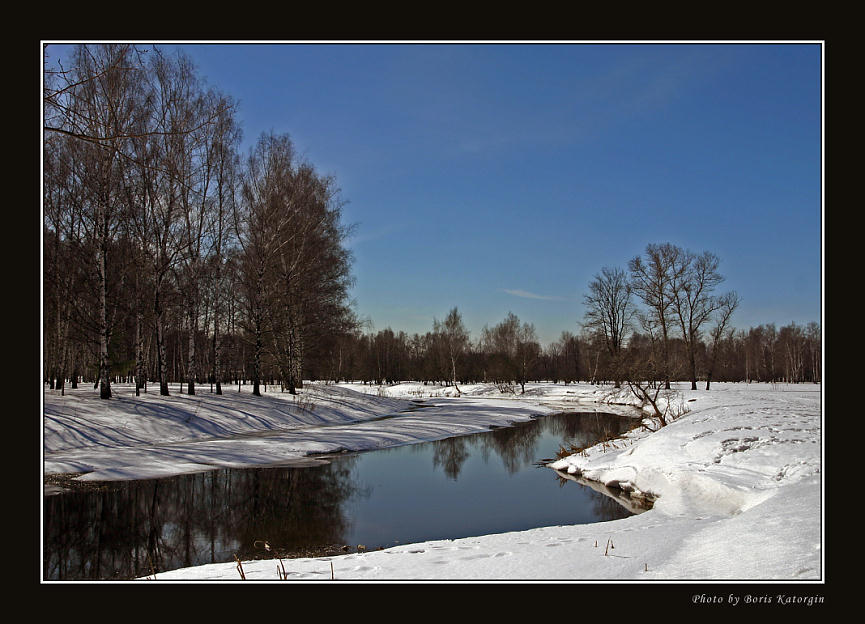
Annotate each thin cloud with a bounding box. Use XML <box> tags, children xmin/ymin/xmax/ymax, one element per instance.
<box><xmin>346</xmin><ymin>223</ymin><xmax>402</xmax><ymax>248</ymax></box>
<box><xmin>502</xmin><ymin>289</ymin><xmax>568</xmax><ymax>302</ymax></box>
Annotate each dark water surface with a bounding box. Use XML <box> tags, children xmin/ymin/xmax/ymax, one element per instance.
<box><xmin>43</xmin><ymin>411</ymin><xmax>641</xmax><ymax>580</ymax></box>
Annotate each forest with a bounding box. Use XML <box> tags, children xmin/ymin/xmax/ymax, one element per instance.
<box><xmin>43</xmin><ymin>44</ymin><xmax>821</xmax><ymax>400</ymax></box>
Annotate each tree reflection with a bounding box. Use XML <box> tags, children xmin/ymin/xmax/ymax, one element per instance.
<box><xmin>44</xmin><ymin>412</ymin><xmax>642</xmax><ymax>580</ymax></box>
<box><xmin>428</xmin><ymin>413</ymin><xmax>634</xmax><ymax>480</ymax></box>
<box><xmin>431</xmin><ymin>436</ymin><xmax>470</xmax><ymax>480</ymax></box>
<box><xmin>43</xmin><ymin>457</ymin><xmax>359</xmax><ymax>580</ymax></box>
<box><xmin>481</xmin><ymin>421</ymin><xmax>544</xmax><ymax>474</ymax></box>
<box><xmin>545</xmin><ymin>412</ymin><xmax>634</xmax><ymax>449</ymax></box>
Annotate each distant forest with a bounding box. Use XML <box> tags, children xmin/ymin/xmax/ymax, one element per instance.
<box><xmin>43</xmin><ymin>44</ymin><xmax>821</xmax><ymax>399</ymax></box>
<box><xmin>328</xmin><ymin>313</ymin><xmax>821</xmax><ymax>391</ymax></box>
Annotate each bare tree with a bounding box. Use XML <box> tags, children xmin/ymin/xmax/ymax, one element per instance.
<box><xmin>582</xmin><ymin>267</ymin><xmax>633</xmax><ymax>387</ymax></box>
<box><xmin>705</xmin><ymin>291</ymin><xmax>740</xmax><ymax>389</ymax></box>
<box><xmin>433</xmin><ymin>307</ymin><xmax>470</xmax><ymax>395</ymax></box>
<box><xmin>45</xmin><ymin>45</ymin><xmax>365</xmax><ymax>397</ymax></box>
<box><xmin>171</xmin><ymin>83</ymin><xmax>238</xmax><ymax>396</ymax></box>
<box><xmin>557</xmin><ymin>331</ymin><xmax>583</xmax><ymax>384</ymax></box>
<box><xmin>125</xmin><ymin>49</ymin><xmax>206</xmax><ymax>396</ymax></box>
<box><xmin>44</xmin><ymin>44</ymin><xmax>230</xmax><ymax>147</ymax></box>
<box><xmin>271</xmin><ymin>164</ymin><xmax>354</xmax><ymax>394</ymax></box>
<box><xmin>207</xmin><ymin>105</ymin><xmax>241</xmax><ymax>395</ymax></box>
<box><xmin>43</xmin><ymin>137</ymin><xmax>76</xmax><ymax>394</ymax></box>
<box><xmin>51</xmin><ymin>45</ymin><xmax>149</xmax><ymax>399</ymax></box>
<box><xmin>481</xmin><ymin>312</ymin><xmax>519</xmax><ymax>390</ymax></box>
<box><xmin>234</xmin><ymin>132</ymin><xmax>353</xmax><ymax>396</ymax></box>
<box><xmin>622</xmin><ymin>357</ymin><xmax>677</xmax><ymax>428</ymax></box>
<box><xmin>804</xmin><ymin>321</ymin><xmax>821</xmax><ymax>383</ymax></box>
<box><xmin>515</xmin><ymin>321</ymin><xmax>540</xmax><ymax>394</ymax></box>
<box><xmin>233</xmin><ymin>133</ymin><xmax>295</xmax><ymax>395</ymax></box>
<box><xmin>669</xmin><ymin>250</ymin><xmax>727</xmax><ymax>390</ymax></box>
<box><xmin>628</xmin><ymin>243</ymin><xmax>685</xmax><ymax>390</ymax></box>
<box><xmin>480</xmin><ymin>312</ymin><xmax>538</xmax><ymax>393</ymax></box>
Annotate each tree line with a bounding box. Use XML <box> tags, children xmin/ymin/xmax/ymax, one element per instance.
<box><xmin>43</xmin><ymin>44</ymin><xmax>353</xmax><ymax>399</ymax></box>
<box><xmin>582</xmin><ymin>243</ymin><xmax>819</xmax><ymax>394</ymax></box>
<box><xmin>312</xmin><ymin>308</ymin><xmax>820</xmax><ymax>392</ymax></box>
<box><xmin>323</xmin><ymin>246</ymin><xmax>819</xmax><ymax>393</ymax></box>
<box><xmin>43</xmin><ymin>46</ymin><xmax>820</xmax><ymax>400</ymax></box>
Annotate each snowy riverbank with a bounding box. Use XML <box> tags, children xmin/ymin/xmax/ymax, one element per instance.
<box><xmin>42</xmin><ymin>380</ymin><xmax>822</xmax><ymax>582</ymax></box>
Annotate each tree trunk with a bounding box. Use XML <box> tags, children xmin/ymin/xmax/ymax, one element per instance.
<box><xmin>187</xmin><ymin>300</ymin><xmax>197</xmax><ymax>396</ymax></box>
<box><xmin>212</xmin><ymin>279</ymin><xmax>223</xmax><ymax>395</ymax></box>
<box><xmin>661</xmin><ymin>323</ymin><xmax>671</xmax><ymax>390</ymax></box>
<box><xmin>212</xmin><ymin>319</ymin><xmax>222</xmax><ymax>395</ymax></box>
<box><xmin>70</xmin><ymin>359</ymin><xmax>78</xmax><ymax>389</ymax></box>
<box><xmin>253</xmin><ymin>315</ymin><xmax>262</xmax><ymax>397</ymax></box>
<box><xmin>451</xmin><ymin>357</ymin><xmax>461</xmax><ymax>396</ymax></box>
<box><xmin>135</xmin><ymin>303</ymin><xmax>145</xmax><ymax>396</ymax></box>
<box><xmin>98</xmin><ymin>237</ymin><xmax>112</xmax><ymax>400</ymax></box>
<box><xmin>155</xmin><ymin>287</ymin><xmax>170</xmax><ymax>396</ymax></box>
<box><xmin>292</xmin><ymin>324</ymin><xmax>303</xmax><ymax>393</ymax></box>
<box><xmin>689</xmin><ymin>346</ymin><xmax>698</xmax><ymax>391</ymax></box>
<box><xmin>705</xmin><ymin>344</ymin><xmax>720</xmax><ymax>391</ymax></box>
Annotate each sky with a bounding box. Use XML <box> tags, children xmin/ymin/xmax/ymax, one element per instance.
<box><xmin>42</xmin><ymin>41</ymin><xmax>823</xmax><ymax>345</ymax></box>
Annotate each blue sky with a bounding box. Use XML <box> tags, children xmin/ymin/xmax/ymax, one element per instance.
<box><xmin>44</xmin><ymin>42</ymin><xmax>822</xmax><ymax>345</ymax></box>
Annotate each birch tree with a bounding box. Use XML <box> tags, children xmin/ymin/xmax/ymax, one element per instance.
<box><xmin>433</xmin><ymin>307</ymin><xmax>469</xmax><ymax>395</ymax></box>
<box><xmin>49</xmin><ymin>44</ymin><xmax>146</xmax><ymax>399</ymax></box>
<box><xmin>207</xmin><ymin>106</ymin><xmax>241</xmax><ymax>395</ymax></box>
<box><xmin>234</xmin><ymin>132</ymin><xmax>300</xmax><ymax>396</ymax></box>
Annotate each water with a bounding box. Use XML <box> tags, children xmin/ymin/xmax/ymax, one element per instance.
<box><xmin>43</xmin><ymin>411</ymin><xmax>644</xmax><ymax>580</ymax></box>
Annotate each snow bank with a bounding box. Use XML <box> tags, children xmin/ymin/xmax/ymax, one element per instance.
<box><xmin>548</xmin><ymin>383</ymin><xmax>821</xmax><ymax>520</ymax></box>
<box><xmin>43</xmin><ymin>382</ymin><xmax>556</xmax><ymax>481</ymax></box>
<box><xmin>42</xmin><ymin>380</ymin><xmax>822</xmax><ymax>581</ymax></box>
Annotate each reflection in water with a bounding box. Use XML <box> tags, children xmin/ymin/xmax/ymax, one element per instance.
<box><xmin>44</xmin><ymin>411</ymin><xmax>642</xmax><ymax>580</ymax></box>
<box><xmin>480</xmin><ymin>421</ymin><xmax>544</xmax><ymax>475</ymax></box>
<box><xmin>432</xmin><ymin>411</ymin><xmax>632</xmax><ymax>479</ymax></box>
<box><xmin>44</xmin><ymin>459</ymin><xmax>360</xmax><ymax>580</ymax></box>
<box><xmin>431</xmin><ymin>436</ymin><xmax>470</xmax><ymax>480</ymax></box>
<box><xmin>554</xmin><ymin>470</ymin><xmax>654</xmax><ymax>516</ymax></box>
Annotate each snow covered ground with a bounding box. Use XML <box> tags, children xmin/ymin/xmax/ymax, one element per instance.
<box><xmin>43</xmin><ymin>382</ymin><xmax>557</xmax><ymax>483</ymax></box>
<box><xmin>42</xmin><ymin>380</ymin><xmax>822</xmax><ymax>583</ymax></box>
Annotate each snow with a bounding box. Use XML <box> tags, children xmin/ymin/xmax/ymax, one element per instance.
<box><xmin>42</xmin><ymin>380</ymin><xmax>822</xmax><ymax>583</ymax></box>
<box><xmin>43</xmin><ymin>383</ymin><xmax>555</xmax><ymax>480</ymax></box>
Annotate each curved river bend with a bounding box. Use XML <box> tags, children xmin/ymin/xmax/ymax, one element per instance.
<box><xmin>44</xmin><ymin>411</ymin><xmax>645</xmax><ymax>580</ymax></box>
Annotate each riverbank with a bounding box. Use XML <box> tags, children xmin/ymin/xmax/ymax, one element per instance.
<box><xmin>43</xmin><ymin>382</ymin><xmax>560</xmax><ymax>483</ymax></box>
<box><xmin>42</xmin><ymin>380</ymin><xmax>822</xmax><ymax>582</ymax></box>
